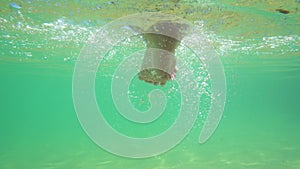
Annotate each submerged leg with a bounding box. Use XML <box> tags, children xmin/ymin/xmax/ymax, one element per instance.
<box><xmin>138</xmin><ymin>33</ymin><xmax>179</xmax><ymax>86</ymax></box>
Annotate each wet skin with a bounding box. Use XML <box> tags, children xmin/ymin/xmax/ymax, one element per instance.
<box><xmin>138</xmin><ymin>33</ymin><xmax>180</xmax><ymax>86</ymax></box>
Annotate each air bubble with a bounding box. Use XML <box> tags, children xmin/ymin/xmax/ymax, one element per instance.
<box><xmin>24</xmin><ymin>52</ymin><xmax>32</xmax><ymax>57</ymax></box>
<box><xmin>63</xmin><ymin>57</ymin><xmax>70</xmax><ymax>61</ymax></box>
<box><xmin>9</xmin><ymin>2</ymin><xmax>21</xmax><ymax>9</ymax></box>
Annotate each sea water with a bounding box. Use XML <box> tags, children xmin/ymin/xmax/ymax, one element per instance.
<box><xmin>1</xmin><ymin>0</ymin><xmax>300</xmax><ymax>168</ymax></box>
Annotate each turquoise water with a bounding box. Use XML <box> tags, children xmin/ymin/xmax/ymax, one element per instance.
<box><xmin>1</xmin><ymin>0</ymin><xmax>300</xmax><ymax>168</ymax></box>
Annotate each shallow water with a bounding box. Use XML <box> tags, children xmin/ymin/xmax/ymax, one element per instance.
<box><xmin>1</xmin><ymin>0</ymin><xmax>300</xmax><ymax>169</ymax></box>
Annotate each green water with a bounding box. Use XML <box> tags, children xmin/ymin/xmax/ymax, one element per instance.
<box><xmin>1</xmin><ymin>0</ymin><xmax>300</xmax><ymax>168</ymax></box>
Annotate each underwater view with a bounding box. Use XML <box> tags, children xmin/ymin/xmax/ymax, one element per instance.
<box><xmin>1</xmin><ymin>0</ymin><xmax>300</xmax><ymax>168</ymax></box>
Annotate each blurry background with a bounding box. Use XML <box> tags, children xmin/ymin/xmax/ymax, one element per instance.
<box><xmin>0</xmin><ymin>0</ymin><xmax>299</xmax><ymax>168</ymax></box>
